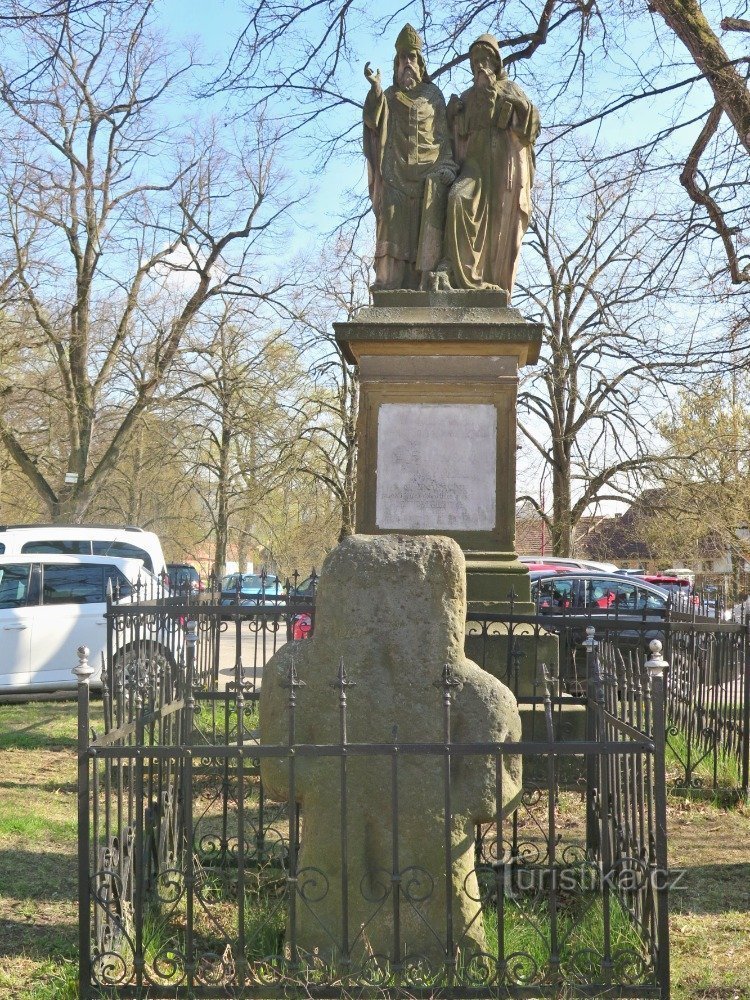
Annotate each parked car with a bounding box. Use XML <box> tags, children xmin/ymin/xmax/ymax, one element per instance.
<box><xmin>288</xmin><ymin>573</ymin><xmax>318</xmax><ymax>599</ymax></box>
<box><xmin>530</xmin><ymin>570</ymin><xmax>669</xmax><ymax>617</ymax></box>
<box><xmin>219</xmin><ymin>572</ymin><xmax>282</xmax><ymax>610</ymax></box>
<box><xmin>529</xmin><ymin>570</ymin><xmax>673</xmax><ymax>693</ymax></box>
<box><xmin>641</xmin><ymin>575</ymin><xmax>703</xmax><ymax>611</ymax></box>
<box><xmin>662</xmin><ymin>566</ymin><xmax>696</xmax><ymax>586</ymax></box>
<box><xmin>521</xmin><ymin>555</ymin><xmax>620</xmax><ymax>573</ymax></box>
<box><xmin>641</xmin><ymin>574</ymin><xmax>692</xmax><ymax>597</ymax></box>
<box><xmin>166</xmin><ymin>562</ymin><xmax>203</xmax><ymax>595</ymax></box>
<box><xmin>0</xmin><ymin>554</ymin><xmax>165</xmax><ymax>695</ymax></box>
<box><xmin>0</xmin><ymin>524</ymin><xmax>167</xmax><ymax>577</ymax></box>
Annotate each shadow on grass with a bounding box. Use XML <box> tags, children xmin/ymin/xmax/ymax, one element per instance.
<box><xmin>0</xmin><ymin>732</ymin><xmax>78</xmax><ymax>751</ymax></box>
<box><xmin>671</xmin><ymin>863</ymin><xmax>750</xmax><ymax>915</ymax></box>
<box><xmin>0</xmin><ymin>915</ymin><xmax>77</xmax><ymax>960</ymax></box>
<box><xmin>0</xmin><ymin>779</ymin><xmax>78</xmax><ymax>793</ymax></box>
<box><xmin>0</xmin><ymin>848</ymin><xmax>77</xmax><ymax>901</ymax></box>
<box><xmin>0</xmin><ymin>699</ymin><xmax>103</xmax><ymax>751</ymax></box>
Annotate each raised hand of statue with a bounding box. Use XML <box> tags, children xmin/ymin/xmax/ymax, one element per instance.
<box><xmin>364</xmin><ymin>62</ymin><xmax>382</xmax><ymax>96</ymax></box>
<box><xmin>430</xmin><ymin>165</ymin><xmax>456</xmax><ymax>186</ymax></box>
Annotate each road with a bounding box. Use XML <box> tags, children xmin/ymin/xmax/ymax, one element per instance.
<box><xmin>214</xmin><ymin>623</ymin><xmax>288</xmax><ymax>691</ymax></box>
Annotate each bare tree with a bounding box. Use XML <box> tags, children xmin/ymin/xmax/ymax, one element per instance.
<box><xmin>211</xmin><ymin>1</ymin><xmax>748</xmax><ymax>288</ymax></box>
<box><xmin>645</xmin><ymin>0</ymin><xmax>749</xmax><ymax>286</ymax></box>
<box><xmin>84</xmin><ymin>411</ymin><xmax>205</xmax><ymax>555</ymax></box>
<box><xmin>515</xmin><ymin>151</ymin><xmax>695</xmax><ymax>555</ymax></box>
<box><xmin>0</xmin><ymin>0</ymin><xmax>113</xmax><ymax>20</ymax></box>
<box><xmin>0</xmin><ymin>1</ymin><xmax>294</xmax><ymax>521</ymax></box>
<box><xmin>287</xmin><ymin>236</ymin><xmax>368</xmax><ymax>540</ymax></box>
<box><xmin>170</xmin><ymin>301</ymin><xmax>306</xmax><ymax>578</ymax></box>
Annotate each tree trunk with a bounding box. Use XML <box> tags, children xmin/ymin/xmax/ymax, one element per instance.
<box><xmin>339</xmin><ymin>423</ymin><xmax>357</xmax><ymax>539</ymax></box>
<box><xmin>125</xmin><ymin>425</ymin><xmax>146</xmax><ymax>524</ymax></box>
<box><xmin>551</xmin><ymin>457</ymin><xmax>573</xmax><ymax>556</ymax></box>
<box><xmin>51</xmin><ymin>480</ymin><xmax>90</xmax><ymax>523</ymax></box>
<box><xmin>650</xmin><ymin>0</ymin><xmax>750</xmax><ymax>157</ymax></box>
<box><xmin>213</xmin><ymin>428</ymin><xmax>231</xmax><ymax>579</ymax></box>
<box><xmin>339</xmin><ymin>493</ymin><xmax>356</xmax><ymax>539</ymax></box>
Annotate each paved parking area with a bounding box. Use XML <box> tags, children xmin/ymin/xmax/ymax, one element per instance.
<box><xmin>215</xmin><ymin>623</ymin><xmax>288</xmax><ymax>691</ymax></box>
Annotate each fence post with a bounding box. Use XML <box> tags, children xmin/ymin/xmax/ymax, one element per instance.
<box><xmin>74</xmin><ymin>645</ymin><xmax>95</xmax><ymax>1000</ymax></box>
<box><xmin>584</xmin><ymin>626</ymin><xmax>600</xmax><ymax>857</ymax></box>
<box><xmin>184</xmin><ymin>619</ymin><xmax>197</xmax><ymax>735</ymax></box>
<box><xmin>646</xmin><ymin>639</ymin><xmax>670</xmax><ymax>1000</ymax></box>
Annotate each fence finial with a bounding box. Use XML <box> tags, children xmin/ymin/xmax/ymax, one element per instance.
<box><xmin>73</xmin><ymin>645</ymin><xmax>95</xmax><ymax>684</ymax></box>
<box><xmin>185</xmin><ymin>619</ymin><xmax>198</xmax><ymax>648</ymax></box>
<box><xmin>646</xmin><ymin>639</ymin><xmax>668</xmax><ymax>678</ymax></box>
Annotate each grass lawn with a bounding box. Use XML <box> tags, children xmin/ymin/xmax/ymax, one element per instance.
<box><xmin>0</xmin><ymin>701</ymin><xmax>97</xmax><ymax>998</ymax></box>
<box><xmin>0</xmin><ymin>700</ymin><xmax>747</xmax><ymax>998</ymax></box>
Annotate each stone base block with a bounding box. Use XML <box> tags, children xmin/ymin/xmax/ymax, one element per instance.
<box><xmin>466</xmin><ymin>551</ymin><xmax>535</xmax><ymax>612</ymax></box>
<box><xmin>465</xmin><ymin>625</ymin><xmax>559</xmax><ymax>697</ymax></box>
<box><xmin>519</xmin><ymin>701</ymin><xmax>588</xmax><ymax>789</ymax></box>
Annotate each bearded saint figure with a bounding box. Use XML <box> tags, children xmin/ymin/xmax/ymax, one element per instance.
<box><xmin>439</xmin><ymin>34</ymin><xmax>540</xmax><ymax>297</ymax></box>
<box><xmin>363</xmin><ymin>24</ymin><xmax>457</xmax><ymax>291</ymax></box>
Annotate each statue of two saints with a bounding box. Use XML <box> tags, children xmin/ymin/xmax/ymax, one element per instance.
<box><xmin>363</xmin><ymin>25</ymin><xmax>540</xmax><ymax>297</ymax></box>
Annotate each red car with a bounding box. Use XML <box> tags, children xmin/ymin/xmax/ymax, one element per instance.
<box><xmin>292</xmin><ymin>613</ymin><xmax>313</xmax><ymax>640</ymax></box>
<box><xmin>641</xmin><ymin>575</ymin><xmax>696</xmax><ymax>608</ymax></box>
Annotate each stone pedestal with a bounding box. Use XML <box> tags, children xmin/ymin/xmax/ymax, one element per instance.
<box><xmin>334</xmin><ymin>289</ymin><xmax>542</xmax><ymax>611</ymax></box>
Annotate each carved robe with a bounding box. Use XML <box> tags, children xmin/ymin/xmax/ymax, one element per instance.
<box><xmin>443</xmin><ymin>77</ymin><xmax>540</xmax><ymax>296</ymax></box>
<box><xmin>364</xmin><ymin>80</ymin><xmax>455</xmax><ymax>288</ymax></box>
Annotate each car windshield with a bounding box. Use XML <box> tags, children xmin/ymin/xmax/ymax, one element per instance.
<box><xmin>170</xmin><ymin>566</ymin><xmax>199</xmax><ymax>583</ymax></box>
<box><xmin>222</xmin><ymin>574</ymin><xmax>278</xmax><ymax>591</ymax></box>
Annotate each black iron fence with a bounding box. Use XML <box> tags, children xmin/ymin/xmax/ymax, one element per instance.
<box><xmin>664</xmin><ymin>618</ymin><xmax>750</xmax><ymax>794</ymax></box>
<box><xmin>463</xmin><ymin>596</ymin><xmax>750</xmax><ymax>797</ymax></box>
<box><xmin>151</xmin><ymin>573</ymin><xmax>748</xmax><ymax>800</ymax></box>
<box><xmin>73</xmin><ymin>590</ymin><xmax>675</xmax><ymax>998</ymax></box>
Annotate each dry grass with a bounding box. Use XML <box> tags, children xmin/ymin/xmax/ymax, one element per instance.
<box><xmin>667</xmin><ymin>796</ymin><xmax>750</xmax><ymax>1000</ymax></box>
<box><xmin>0</xmin><ymin>700</ymin><xmax>748</xmax><ymax>998</ymax></box>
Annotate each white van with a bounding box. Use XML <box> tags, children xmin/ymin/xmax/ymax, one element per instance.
<box><xmin>0</xmin><ymin>554</ymin><xmax>166</xmax><ymax>694</ymax></box>
<box><xmin>0</xmin><ymin>524</ymin><xmax>167</xmax><ymax>577</ymax></box>
<box><xmin>662</xmin><ymin>567</ymin><xmax>696</xmax><ymax>587</ymax></box>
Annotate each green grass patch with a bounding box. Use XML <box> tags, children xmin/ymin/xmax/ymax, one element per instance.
<box><xmin>480</xmin><ymin>873</ymin><xmax>649</xmax><ymax>983</ymax></box>
<box><xmin>22</xmin><ymin>958</ymin><xmax>78</xmax><ymax>1000</ymax></box>
<box><xmin>0</xmin><ymin>700</ymin><xmax>103</xmax><ymax>751</ymax></box>
<box><xmin>666</xmin><ymin>726</ymin><xmax>743</xmax><ymax>797</ymax></box>
<box><xmin>0</xmin><ymin>802</ymin><xmax>77</xmax><ymax>839</ymax></box>
<box><xmin>194</xmin><ymin>697</ymin><xmax>261</xmax><ymax>745</ymax></box>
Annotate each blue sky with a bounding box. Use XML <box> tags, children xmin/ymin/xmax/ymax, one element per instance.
<box><xmin>152</xmin><ymin>0</ymin><xmax>722</xmax><ymax>247</ymax></box>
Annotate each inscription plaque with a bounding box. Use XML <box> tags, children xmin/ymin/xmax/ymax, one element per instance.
<box><xmin>376</xmin><ymin>403</ymin><xmax>497</xmax><ymax>530</ymax></box>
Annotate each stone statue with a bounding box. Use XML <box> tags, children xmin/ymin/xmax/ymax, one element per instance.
<box><xmin>438</xmin><ymin>34</ymin><xmax>540</xmax><ymax>296</ymax></box>
<box><xmin>363</xmin><ymin>24</ymin><xmax>457</xmax><ymax>291</ymax></box>
<box><xmin>260</xmin><ymin>534</ymin><xmax>522</xmax><ymax>968</ymax></box>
